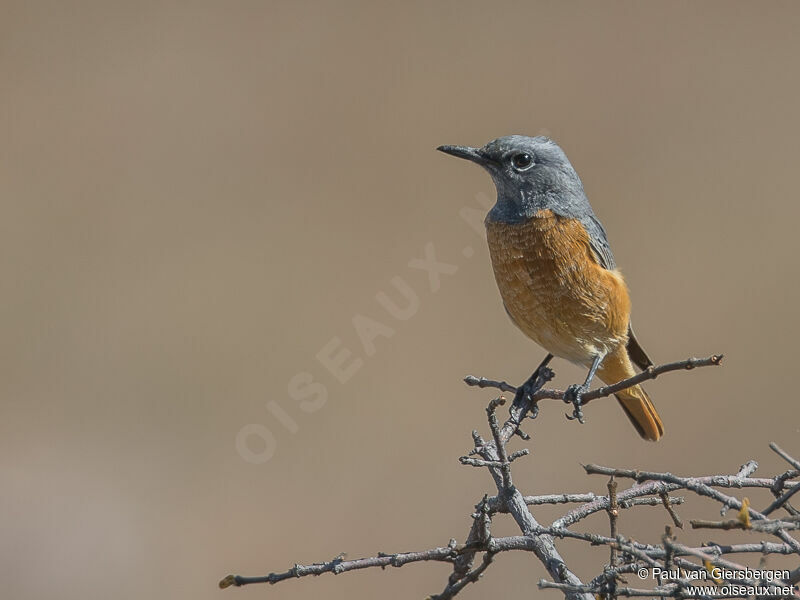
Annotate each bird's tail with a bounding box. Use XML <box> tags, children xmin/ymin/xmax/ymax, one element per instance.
<box><xmin>615</xmin><ymin>385</ymin><xmax>663</xmax><ymax>442</ymax></box>
<box><xmin>598</xmin><ymin>349</ymin><xmax>664</xmax><ymax>441</ymax></box>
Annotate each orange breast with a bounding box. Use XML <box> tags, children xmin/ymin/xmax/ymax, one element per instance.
<box><xmin>485</xmin><ymin>210</ymin><xmax>631</xmax><ymax>365</ymax></box>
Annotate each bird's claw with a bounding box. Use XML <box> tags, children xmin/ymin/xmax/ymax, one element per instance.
<box><xmin>514</xmin><ymin>365</ymin><xmax>554</xmax><ymax>421</ymax></box>
<box><xmin>513</xmin><ymin>380</ymin><xmax>540</xmax><ymax>420</ymax></box>
<box><xmin>563</xmin><ymin>383</ymin><xmax>588</xmax><ymax>424</ymax></box>
<box><xmin>529</xmin><ymin>401</ymin><xmax>539</xmax><ymax>420</ymax></box>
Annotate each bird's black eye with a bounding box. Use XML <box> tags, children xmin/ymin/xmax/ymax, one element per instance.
<box><xmin>511</xmin><ymin>153</ymin><xmax>533</xmax><ymax>170</ymax></box>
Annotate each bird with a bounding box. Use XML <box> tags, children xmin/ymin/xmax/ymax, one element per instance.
<box><xmin>437</xmin><ymin>135</ymin><xmax>663</xmax><ymax>441</ymax></box>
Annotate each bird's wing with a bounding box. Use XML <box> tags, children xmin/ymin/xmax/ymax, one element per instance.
<box><xmin>581</xmin><ymin>215</ymin><xmax>654</xmax><ymax>370</ymax></box>
<box><xmin>627</xmin><ymin>323</ymin><xmax>653</xmax><ymax>370</ymax></box>
<box><xmin>580</xmin><ymin>215</ymin><xmax>616</xmax><ymax>270</ymax></box>
<box><xmin>503</xmin><ymin>302</ymin><xmax>523</xmax><ymax>330</ymax></box>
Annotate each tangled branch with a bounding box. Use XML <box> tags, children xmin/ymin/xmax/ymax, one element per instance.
<box><xmin>218</xmin><ymin>354</ymin><xmax>800</xmax><ymax>598</ymax></box>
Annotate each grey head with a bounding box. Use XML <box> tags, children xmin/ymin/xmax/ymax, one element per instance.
<box><xmin>437</xmin><ymin>135</ymin><xmax>616</xmax><ymax>269</ymax></box>
<box><xmin>437</xmin><ymin>135</ymin><xmax>595</xmax><ymax>225</ymax></box>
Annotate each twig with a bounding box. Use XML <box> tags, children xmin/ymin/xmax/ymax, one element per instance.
<box><xmin>487</xmin><ymin>397</ymin><xmax>513</xmax><ymax>490</ymax></box>
<box><xmin>660</xmin><ymin>491</ymin><xmax>684</xmax><ymax>528</ymax></box>
<box><xmin>583</xmin><ymin>462</ymin><xmax>800</xmax><ymax>556</ymax></box>
<box><xmin>220</xmin><ymin>356</ymin><xmax>800</xmax><ymax>599</ymax></box>
<box><xmin>737</xmin><ymin>460</ymin><xmax>759</xmax><ymax>478</ymax></box>
<box><xmin>220</xmin><ymin>535</ymin><xmax>542</xmax><ymax>590</ymax></box>
<box><xmin>430</xmin><ymin>552</ymin><xmax>495</xmax><ymax>600</ymax></box>
<box><xmin>219</xmin><ymin>542</ymin><xmax>463</xmax><ymax>588</ymax></box>
<box><xmin>464</xmin><ymin>390</ymin><xmax>593</xmax><ymax>600</ymax></box>
<box><xmin>555</xmin><ymin>481</ymin><xmax>697</xmax><ymax>528</ymax></box>
<box><xmin>465</xmin><ymin>355</ymin><xmax>723</xmax><ymax>408</ymax></box>
<box><xmin>507</xmin><ymin>493</ymin><xmax>684</xmax><ymax>511</ymax></box>
<box><xmin>691</xmin><ymin>517</ymin><xmax>800</xmax><ymax>533</ymax></box>
<box><xmin>463</xmin><ymin>375</ymin><xmax>516</xmax><ymax>394</ymax></box>
<box><xmin>770</xmin><ymin>469</ymin><xmax>800</xmax><ymax>517</ymax></box>
<box><xmin>538</xmin><ymin>580</ymin><xmax>677</xmax><ymax>598</ymax></box>
<box><xmin>607</xmin><ymin>477</ymin><xmax>619</xmax><ymax>567</ymax></box>
<box><xmin>772</xmin><ymin>443</ymin><xmax>800</xmax><ymax>471</ymax></box>
<box><xmin>763</xmin><ymin>482</ymin><xmax>800</xmax><ymax>516</ymax></box>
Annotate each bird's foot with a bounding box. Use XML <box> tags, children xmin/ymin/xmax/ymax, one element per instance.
<box><xmin>513</xmin><ymin>365</ymin><xmax>554</xmax><ymax>420</ymax></box>
<box><xmin>563</xmin><ymin>383</ymin><xmax>589</xmax><ymax>424</ymax></box>
<box><xmin>533</xmin><ymin>364</ymin><xmax>555</xmax><ymax>384</ymax></box>
<box><xmin>513</xmin><ymin>380</ymin><xmax>539</xmax><ymax>418</ymax></box>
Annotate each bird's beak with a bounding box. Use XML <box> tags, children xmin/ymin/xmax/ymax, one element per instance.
<box><xmin>436</xmin><ymin>145</ymin><xmax>488</xmax><ymax>166</ymax></box>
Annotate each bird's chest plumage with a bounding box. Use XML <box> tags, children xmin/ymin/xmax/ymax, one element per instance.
<box><xmin>485</xmin><ymin>210</ymin><xmax>630</xmax><ymax>363</ymax></box>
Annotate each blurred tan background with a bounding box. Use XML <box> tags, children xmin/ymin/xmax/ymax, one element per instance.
<box><xmin>3</xmin><ymin>1</ymin><xmax>800</xmax><ymax>598</ymax></box>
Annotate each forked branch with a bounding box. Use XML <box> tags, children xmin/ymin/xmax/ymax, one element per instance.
<box><xmin>218</xmin><ymin>353</ymin><xmax>799</xmax><ymax>599</ymax></box>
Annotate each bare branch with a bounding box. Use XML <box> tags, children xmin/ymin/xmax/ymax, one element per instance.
<box><xmin>555</xmin><ymin>480</ymin><xmax>698</xmax><ymax>528</ymax></box>
<box><xmin>607</xmin><ymin>477</ymin><xmax>619</xmax><ymax>566</ymax></box>
<box><xmin>219</xmin><ymin>542</ymin><xmax>462</xmax><ymax>588</ymax></box>
<box><xmin>430</xmin><ymin>551</ymin><xmax>495</xmax><ymax>600</ymax></box>
<box><xmin>220</xmin><ymin>354</ymin><xmax>800</xmax><ymax>600</ymax></box>
<box><xmin>465</xmin><ymin>355</ymin><xmax>723</xmax><ymax>407</ymax></box>
<box><xmin>583</xmin><ymin>463</ymin><xmax>800</xmax><ymax>556</ymax></box>
<box><xmin>539</xmin><ymin>580</ymin><xmax>676</xmax><ymax>598</ymax></box>
<box><xmin>463</xmin><ymin>375</ymin><xmax>516</xmax><ymax>394</ymax></box>
<box><xmin>772</xmin><ymin>443</ymin><xmax>800</xmax><ymax>471</ymax></box>
<box><xmin>763</xmin><ymin>482</ymin><xmax>800</xmax><ymax>516</ymax></box>
<box><xmin>462</xmin><ymin>394</ymin><xmax>593</xmax><ymax>600</ymax></box>
<box><xmin>737</xmin><ymin>460</ymin><xmax>760</xmax><ymax>477</ymax></box>
<box><xmin>660</xmin><ymin>490</ymin><xmax>684</xmax><ymax>528</ymax></box>
<box><xmin>691</xmin><ymin>516</ymin><xmax>800</xmax><ymax>534</ymax></box>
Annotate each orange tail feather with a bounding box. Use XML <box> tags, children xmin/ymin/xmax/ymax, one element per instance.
<box><xmin>615</xmin><ymin>385</ymin><xmax>663</xmax><ymax>441</ymax></box>
<box><xmin>598</xmin><ymin>348</ymin><xmax>664</xmax><ymax>441</ymax></box>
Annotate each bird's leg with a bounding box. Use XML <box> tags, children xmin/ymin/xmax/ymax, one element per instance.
<box><xmin>531</xmin><ymin>352</ymin><xmax>554</xmax><ymax>381</ymax></box>
<box><xmin>514</xmin><ymin>353</ymin><xmax>554</xmax><ymax>418</ymax></box>
<box><xmin>564</xmin><ymin>354</ymin><xmax>603</xmax><ymax>424</ymax></box>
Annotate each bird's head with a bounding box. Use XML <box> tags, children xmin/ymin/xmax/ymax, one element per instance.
<box><xmin>437</xmin><ymin>135</ymin><xmax>590</xmax><ymax>223</ymax></box>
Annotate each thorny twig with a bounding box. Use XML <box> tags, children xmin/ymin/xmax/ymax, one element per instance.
<box><xmin>219</xmin><ymin>353</ymin><xmax>800</xmax><ymax>599</ymax></box>
<box><xmin>464</xmin><ymin>354</ymin><xmax>723</xmax><ymax>413</ymax></box>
